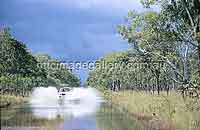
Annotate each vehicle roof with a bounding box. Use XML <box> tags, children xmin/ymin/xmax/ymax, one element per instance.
<box><xmin>59</xmin><ymin>87</ymin><xmax>72</xmax><ymax>90</ymax></box>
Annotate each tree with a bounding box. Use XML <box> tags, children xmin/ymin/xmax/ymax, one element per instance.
<box><xmin>0</xmin><ymin>27</ymin><xmax>80</xmax><ymax>96</ymax></box>
<box><xmin>141</xmin><ymin>0</ymin><xmax>200</xmax><ymax>85</ymax></box>
<box><xmin>35</xmin><ymin>54</ymin><xmax>80</xmax><ymax>87</ymax></box>
<box><xmin>88</xmin><ymin>1</ymin><xmax>199</xmax><ymax>97</ymax></box>
<box><xmin>0</xmin><ymin>28</ymin><xmax>48</xmax><ymax>95</ymax></box>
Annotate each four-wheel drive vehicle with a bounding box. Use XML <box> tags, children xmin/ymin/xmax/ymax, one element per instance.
<box><xmin>58</xmin><ymin>87</ymin><xmax>73</xmax><ymax>99</ymax></box>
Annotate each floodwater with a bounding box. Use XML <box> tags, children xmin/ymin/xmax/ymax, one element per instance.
<box><xmin>1</xmin><ymin>87</ymin><xmax>151</xmax><ymax>130</ymax></box>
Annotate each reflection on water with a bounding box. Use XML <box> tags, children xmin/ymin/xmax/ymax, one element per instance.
<box><xmin>1</xmin><ymin>87</ymin><xmax>151</xmax><ymax>130</ymax></box>
<box><xmin>96</xmin><ymin>102</ymin><xmax>153</xmax><ymax>130</ymax></box>
<box><xmin>1</xmin><ymin>105</ymin><xmax>65</xmax><ymax>130</ymax></box>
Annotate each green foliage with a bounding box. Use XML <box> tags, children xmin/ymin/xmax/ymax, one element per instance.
<box><xmin>88</xmin><ymin>0</ymin><xmax>200</xmax><ymax>95</ymax></box>
<box><xmin>35</xmin><ymin>54</ymin><xmax>80</xmax><ymax>87</ymax></box>
<box><xmin>141</xmin><ymin>0</ymin><xmax>200</xmax><ymax>84</ymax></box>
<box><xmin>0</xmin><ymin>28</ymin><xmax>40</xmax><ymax>77</ymax></box>
<box><xmin>0</xmin><ymin>28</ymin><xmax>80</xmax><ymax>96</ymax></box>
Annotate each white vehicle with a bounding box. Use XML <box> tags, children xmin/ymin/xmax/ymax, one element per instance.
<box><xmin>58</xmin><ymin>87</ymin><xmax>73</xmax><ymax>100</ymax></box>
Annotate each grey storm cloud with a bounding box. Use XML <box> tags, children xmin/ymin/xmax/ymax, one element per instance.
<box><xmin>0</xmin><ymin>0</ymin><xmax>147</xmax><ymax>81</ymax></box>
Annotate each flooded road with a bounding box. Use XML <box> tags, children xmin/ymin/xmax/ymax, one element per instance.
<box><xmin>1</xmin><ymin>87</ymin><xmax>151</xmax><ymax>130</ymax></box>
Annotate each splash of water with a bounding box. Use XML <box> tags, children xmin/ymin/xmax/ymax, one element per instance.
<box><xmin>30</xmin><ymin>87</ymin><xmax>102</xmax><ymax>119</ymax></box>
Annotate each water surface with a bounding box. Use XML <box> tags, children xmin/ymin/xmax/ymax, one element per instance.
<box><xmin>1</xmin><ymin>87</ymin><xmax>151</xmax><ymax>130</ymax></box>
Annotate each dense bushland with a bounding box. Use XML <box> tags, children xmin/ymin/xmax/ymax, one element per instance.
<box><xmin>87</xmin><ymin>0</ymin><xmax>200</xmax><ymax>97</ymax></box>
<box><xmin>0</xmin><ymin>28</ymin><xmax>80</xmax><ymax>97</ymax></box>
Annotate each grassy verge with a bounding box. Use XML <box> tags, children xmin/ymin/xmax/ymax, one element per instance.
<box><xmin>0</xmin><ymin>95</ymin><xmax>28</xmax><ymax>108</ymax></box>
<box><xmin>103</xmin><ymin>90</ymin><xmax>200</xmax><ymax>130</ymax></box>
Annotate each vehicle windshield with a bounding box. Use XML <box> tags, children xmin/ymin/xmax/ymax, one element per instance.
<box><xmin>59</xmin><ymin>88</ymin><xmax>71</xmax><ymax>92</ymax></box>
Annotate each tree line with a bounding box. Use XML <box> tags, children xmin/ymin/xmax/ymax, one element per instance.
<box><xmin>0</xmin><ymin>28</ymin><xmax>80</xmax><ymax>96</ymax></box>
<box><xmin>87</xmin><ymin>0</ymin><xmax>200</xmax><ymax>97</ymax></box>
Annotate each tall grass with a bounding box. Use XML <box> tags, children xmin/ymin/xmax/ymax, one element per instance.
<box><xmin>107</xmin><ymin>91</ymin><xmax>200</xmax><ymax>130</ymax></box>
<box><xmin>0</xmin><ymin>95</ymin><xmax>27</xmax><ymax>107</ymax></box>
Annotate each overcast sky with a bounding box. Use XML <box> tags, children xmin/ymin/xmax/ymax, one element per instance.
<box><xmin>0</xmin><ymin>0</ymin><xmax>155</xmax><ymax>83</ymax></box>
